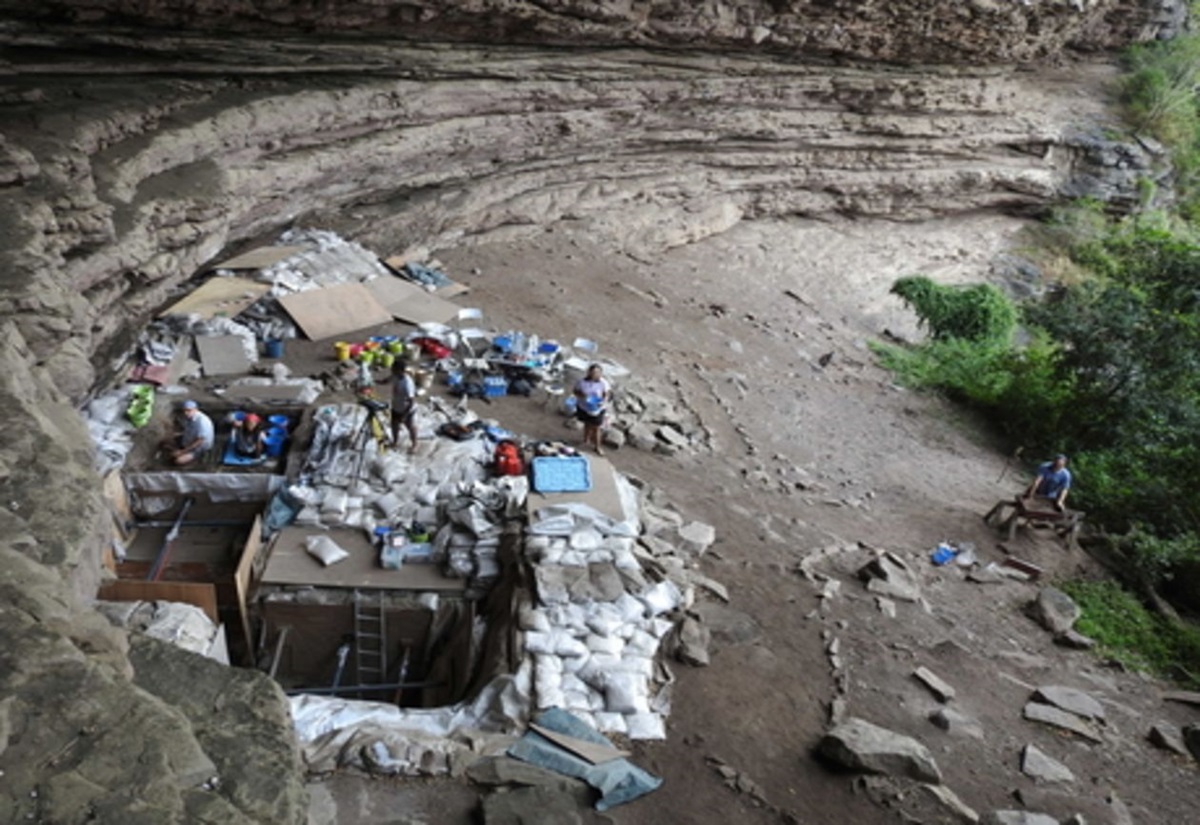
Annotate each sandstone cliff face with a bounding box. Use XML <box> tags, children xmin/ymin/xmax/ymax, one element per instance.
<box><xmin>0</xmin><ymin>7</ymin><xmax>1180</xmax><ymax>822</ymax></box>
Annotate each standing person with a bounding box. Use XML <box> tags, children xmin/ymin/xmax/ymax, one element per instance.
<box><xmin>390</xmin><ymin>359</ymin><xmax>419</xmax><ymax>454</ymax></box>
<box><xmin>1024</xmin><ymin>454</ymin><xmax>1072</xmax><ymax>511</ymax></box>
<box><xmin>574</xmin><ymin>363</ymin><xmax>612</xmax><ymax>455</ymax></box>
<box><xmin>163</xmin><ymin>399</ymin><xmax>214</xmax><ymax>466</ymax></box>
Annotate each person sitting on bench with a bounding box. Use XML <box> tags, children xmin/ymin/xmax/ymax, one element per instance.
<box><xmin>1024</xmin><ymin>453</ymin><xmax>1072</xmax><ymax>511</ymax></box>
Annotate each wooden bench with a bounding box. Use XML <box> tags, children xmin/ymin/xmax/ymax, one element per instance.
<box><xmin>983</xmin><ymin>497</ymin><xmax>1083</xmax><ymax>551</ymax></box>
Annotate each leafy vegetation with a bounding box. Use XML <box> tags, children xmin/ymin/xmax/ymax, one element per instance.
<box><xmin>889</xmin><ymin>276</ymin><xmax>1017</xmax><ymax>345</ymax></box>
<box><xmin>1060</xmin><ymin>580</ymin><xmax>1200</xmax><ymax>687</ymax></box>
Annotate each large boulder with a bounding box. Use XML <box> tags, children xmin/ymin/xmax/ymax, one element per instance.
<box><xmin>818</xmin><ymin>717</ymin><xmax>942</xmax><ymax>783</ymax></box>
<box><xmin>1027</xmin><ymin>587</ymin><xmax>1081</xmax><ymax>635</ymax></box>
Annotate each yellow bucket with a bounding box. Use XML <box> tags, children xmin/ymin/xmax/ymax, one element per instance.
<box><xmin>334</xmin><ymin>341</ymin><xmax>351</xmax><ymax>361</ymax></box>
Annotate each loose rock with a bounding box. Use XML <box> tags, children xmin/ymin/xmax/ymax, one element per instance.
<box><xmin>1032</xmin><ymin>686</ymin><xmax>1105</xmax><ymax>722</ymax></box>
<box><xmin>929</xmin><ymin>708</ymin><xmax>984</xmax><ymax>740</ymax></box>
<box><xmin>1027</xmin><ymin>587</ymin><xmax>1081</xmax><ymax>635</ymax></box>
<box><xmin>1053</xmin><ymin>629</ymin><xmax>1096</xmax><ymax>650</ymax></box>
<box><xmin>981</xmin><ymin>812</ymin><xmax>1060</xmax><ymax>825</ymax></box>
<box><xmin>1147</xmin><ymin>722</ymin><xmax>1188</xmax><ymax>756</ymax></box>
<box><xmin>858</xmin><ymin>552</ymin><xmax>921</xmax><ymax>603</ymax></box>
<box><xmin>1021</xmin><ymin>743</ymin><xmax>1075</xmax><ymax>784</ymax></box>
<box><xmin>480</xmin><ymin>786</ymin><xmax>585</xmax><ymax>825</ymax></box>
<box><xmin>673</xmin><ymin>615</ymin><xmax>711</xmax><ymax>667</ymax></box>
<box><xmin>818</xmin><ymin>717</ymin><xmax>942</xmax><ymax>783</ymax></box>
<box><xmin>914</xmin><ymin>666</ymin><xmax>957</xmax><ymax>703</ymax></box>
<box><xmin>1183</xmin><ymin>723</ymin><xmax>1200</xmax><ymax>762</ymax></box>
<box><xmin>1022</xmin><ymin>702</ymin><xmax>1103</xmax><ymax>743</ymax></box>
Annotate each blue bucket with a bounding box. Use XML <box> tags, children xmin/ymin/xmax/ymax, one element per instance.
<box><xmin>267</xmin><ymin>414</ymin><xmax>290</xmax><ymax>431</ymax></box>
<box><xmin>264</xmin><ymin>339</ymin><xmax>285</xmax><ymax>359</ymax></box>
<box><xmin>263</xmin><ymin>427</ymin><xmax>287</xmax><ymax>457</ymax></box>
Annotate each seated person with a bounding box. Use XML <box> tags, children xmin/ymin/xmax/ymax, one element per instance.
<box><xmin>231</xmin><ymin>412</ymin><xmax>267</xmax><ymax>459</ymax></box>
<box><xmin>162</xmin><ymin>400</ymin><xmax>214</xmax><ymax>466</ymax></box>
<box><xmin>1023</xmin><ymin>453</ymin><xmax>1072</xmax><ymax>511</ymax></box>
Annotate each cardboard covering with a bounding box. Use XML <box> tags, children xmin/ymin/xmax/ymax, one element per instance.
<box><xmin>365</xmin><ymin>276</ymin><xmax>462</xmax><ymax>326</ymax></box>
<box><xmin>278</xmin><ymin>283</ymin><xmax>393</xmax><ymax>341</ymax></box>
<box><xmin>159</xmin><ymin>277</ymin><xmax>270</xmax><ymax>320</ymax></box>
<box><xmin>209</xmin><ymin>246</ymin><xmax>307</xmax><ymax>271</ymax></box>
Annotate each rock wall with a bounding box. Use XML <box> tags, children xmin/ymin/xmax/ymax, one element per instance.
<box><xmin>0</xmin><ymin>0</ymin><xmax>1186</xmax><ymax>63</ymax></box>
<box><xmin>0</xmin><ymin>7</ymin><xmax>1181</xmax><ymax>822</ymax></box>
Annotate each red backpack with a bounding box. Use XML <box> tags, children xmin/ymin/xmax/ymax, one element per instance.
<box><xmin>494</xmin><ymin>440</ymin><xmax>525</xmax><ymax>476</ymax></box>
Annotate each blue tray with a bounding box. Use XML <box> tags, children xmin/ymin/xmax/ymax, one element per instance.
<box><xmin>531</xmin><ymin>456</ymin><xmax>592</xmax><ymax>493</ymax></box>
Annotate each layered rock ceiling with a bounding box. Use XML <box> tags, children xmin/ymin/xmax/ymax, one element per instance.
<box><xmin>0</xmin><ymin>2</ymin><xmax>1182</xmax><ymax>822</ymax></box>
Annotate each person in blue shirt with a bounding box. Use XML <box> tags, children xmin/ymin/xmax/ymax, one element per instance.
<box><xmin>1024</xmin><ymin>454</ymin><xmax>1072</xmax><ymax>510</ymax></box>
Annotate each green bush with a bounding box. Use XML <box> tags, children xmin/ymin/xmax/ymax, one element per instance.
<box><xmin>889</xmin><ymin>276</ymin><xmax>1017</xmax><ymax>345</ymax></box>
<box><xmin>1060</xmin><ymin>579</ymin><xmax>1200</xmax><ymax>686</ymax></box>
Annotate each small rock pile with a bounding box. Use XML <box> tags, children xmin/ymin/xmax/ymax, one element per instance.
<box><xmin>603</xmin><ymin>377</ymin><xmax>709</xmax><ymax>455</ymax></box>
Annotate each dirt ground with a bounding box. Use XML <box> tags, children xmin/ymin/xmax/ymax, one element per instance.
<box><xmin>307</xmin><ymin>214</ymin><xmax>1200</xmax><ymax>825</ymax></box>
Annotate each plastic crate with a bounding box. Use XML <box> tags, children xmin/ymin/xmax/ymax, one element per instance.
<box><xmin>483</xmin><ymin>376</ymin><xmax>509</xmax><ymax>397</ymax></box>
<box><xmin>531</xmin><ymin>456</ymin><xmax>593</xmax><ymax>493</ymax></box>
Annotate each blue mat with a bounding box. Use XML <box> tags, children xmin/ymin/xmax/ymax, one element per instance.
<box><xmin>531</xmin><ymin>456</ymin><xmax>592</xmax><ymax>493</ymax></box>
<box><xmin>222</xmin><ymin>436</ymin><xmax>264</xmax><ymax>466</ymax></box>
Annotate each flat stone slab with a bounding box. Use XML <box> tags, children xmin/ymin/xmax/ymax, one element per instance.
<box><xmin>1026</xmin><ymin>587</ymin><xmax>1080</xmax><ymax>634</ymax></box>
<box><xmin>818</xmin><ymin>717</ymin><xmax>942</xmax><ymax>783</ymax></box>
<box><xmin>1033</xmin><ymin>685</ymin><xmax>1105</xmax><ymax>722</ymax></box>
<box><xmin>1147</xmin><ymin>722</ymin><xmax>1189</xmax><ymax>757</ymax></box>
<box><xmin>1021</xmin><ymin>743</ymin><xmax>1075</xmax><ymax>784</ymax></box>
<box><xmin>481</xmin><ymin>786</ymin><xmax>584</xmax><ymax>825</ymax></box>
<box><xmin>1023</xmin><ymin>702</ymin><xmax>1103</xmax><ymax>743</ymax></box>
<box><xmin>914</xmin><ymin>666</ymin><xmax>956</xmax><ymax>702</ymax></box>
<box><xmin>929</xmin><ymin>707</ymin><xmax>983</xmax><ymax>740</ymax></box>
<box><xmin>981</xmin><ymin>812</ymin><xmax>1060</xmax><ymax>825</ymax></box>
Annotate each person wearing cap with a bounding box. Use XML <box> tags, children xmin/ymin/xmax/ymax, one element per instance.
<box><xmin>231</xmin><ymin>412</ymin><xmax>267</xmax><ymax>459</ymax></box>
<box><xmin>1024</xmin><ymin>454</ymin><xmax>1072</xmax><ymax>511</ymax></box>
<box><xmin>164</xmin><ymin>400</ymin><xmax>215</xmax><ymax>466</ymax></box>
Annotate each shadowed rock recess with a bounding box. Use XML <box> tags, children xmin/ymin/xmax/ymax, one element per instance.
<box><xmin>0</xmin><ymin>3</ymin><xmax>1180</xmax><ymax>822</ymax></box>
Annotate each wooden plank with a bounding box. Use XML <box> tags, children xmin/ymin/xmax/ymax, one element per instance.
<box><xmin>278</xmin><ymin>283</ymin><xmax>393</xmax><ymax>341</ymax></box>
<box><xmin>224</xmin><ymin>383</ymin><xmax>311</xmax><ymax>403</ymax></box>
<box><xmin>195</xmin><ymin>335</ymin><xmax>252</xmax><ymax>376</ymax></box>
<box><xmin>364</xmin><ymin>276</ymin><xmax>462</xmax><ymax>326</ymax></box>
<box><xmin>529</xmin><ymin>723</ymin><xmax>629</xmax><ymax>764</ymax></box>
<box><xmin>159</xmin><ymin>277</ymin><xmax>270</xmax><ymax>320</ymax></box>
<box><xmin>209</xmin><ymin>246</ymin><xmax>306</xmax><ymax>271</ymax></box>
<box><xmin>233</xmin><ymin>515</ymin><xmax>263</xmax><ymax>656</ymax></box>
<box><xmin>261</xmin><ymin>526</ymin><xmax>467</xmax><ymax>592</ymax></box>
<box><xmin>97</xmin><ymin>580</ymin><xmax>219</xmax><ymax>623</ymax></box>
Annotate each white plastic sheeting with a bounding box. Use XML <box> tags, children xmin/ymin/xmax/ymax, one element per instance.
<box><xmin>125</xmin><ymin>471</ymin><xmax>284</xmax><ymax>504</ymax></box>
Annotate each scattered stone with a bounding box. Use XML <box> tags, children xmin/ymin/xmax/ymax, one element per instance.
<box><xmin>1161</xmin><ymin>689</ymin><xmax>1200</xmax><ymax>706</ymax></box>
<box><xmin>601</xmin><ymin>427</ymin><xmax>625</xmax><ymax>449</ymax></box>
<box><xmin>858</xmin><ymin>552</ymin><xmax>921</xmax><ymax>603</ymax></box>
<box><xmin>626</xmin><ymin>423</ymin><xmax>658</xmax><ymax>451</ymax></box>
<box><xmin>1032</xmin><ymin>686</ymin><xmax>1105</xmax><ymax>722</ymax></box>
<box><xmin>980</xmin><ymin>812</ymin><xmax>1059</xmax><ymax>825</ymax></box>
<box><xmin>876</xmin><ymin>597</ymin><xmax>897</xmax><ymax>618</ymax></box>
<box><xmin>967</xmin><ymin>566</ymin><xmax>1005</xmax><ymax>585</ymax></box>
<box><xmin>1183</xmin><ymin>724</ymin><xmax>1200</xmax><ymax>762</ymax></box>
<box><xmin>480</xmin><ymin>786</ymin><xmax>585</xmax><ymax>825</ymax></box>
<box><xmin>1023</xmin><ymin>702</ymin><xmax>1103</xmax><ymax>743</ymax></box>
<box><xmin>466</xmin><ymin>755</ymin><xmax>588</xmax><ymax>800</ymax></box>
<box><xmin>1027</xmin><ymin>587</ymin><xmax>1081</xmax><ymax>635</ymax></box>
<box><xmin>1021</xmin><ymin>743</ymin><xmax>1075</xmax><ymax>784</ymax></box>
<box><xmin>1148</xmin><ymin>722</ymin><xmax>1188</xmax><ymax>756</ymax></box>
<box><xmin>818</xmin><ymin>717</ymin><xmax>942</xmax><ymax>783</ymax></box>
<box><xmin>1062</xmin><ymin>816</ymin><xmax>1087</xmax><ymax>825</ymax></box>
<box><xmin>656</xmin><ymin>425</ymin><xmax>689</xmax><ymax>448</ymax></box>
<box><xmin>998</xmin><ymin>567</ymin><xmax>1032</xmax><ymax>582</ymax></box>
<box><xmin>820</xmin><ymin>579</ymin><xmax>842</xmax><ymax>600</ymax></box>
<box><xmin>929</xmin><ymin>708</ymin><xmax>983</xmax><ymax>739</ymax></box>
<box><xmin>674</xmin><ymin>615</ymin><xmax>711</xmax><ymax>667</ymax></box>
<box><xmin>921</xmin><ymin>783</ymin><xmax>980</xmax><ymax>823</ymax></box>
<box><xmin>1053</xmin><ymin>629</ymin><xmax>1096</xmax><ymax>650</ymax></box>
<box><xmin>677</xmin><ymin>521</ymin><xmax>716</xmax><ymax>555</ymax></box>
<box><xmin>692</xmin><ymin>603</ymin><xmax>761</xmax><ymax>646</ymax></box>
<box><xmin>913</xmin><ymin>666</ymin><xmax>956</xmax><ymax>703</ymax></box>
<box><xmin>829</xmin><ymin>697</ymin><xmax>848</xmax><ymax>724</ymax></box>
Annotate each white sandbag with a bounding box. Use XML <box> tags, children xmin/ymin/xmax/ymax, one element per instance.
<box><xmin>294</xmin><ymin>505</ymin><xmax>323</xmax><ymax>526</ymax></box>
<box><xmin>553</xmin><ymin>633</ymin><xmax>589</xmax><ymax>659</ymax></box>
<box><xmin>375</xmin><ymin>492</ymin><xmax>404</xmax><ymax>518</ymax></box>
<box><xmin>587</xmin><ymin>652</ymin><xmax>620</xmax><ymax>671</ymax></box>
<box><xmin>585</xmin><ymin>549</ymin><xmax>614</xmax><ymax>564</ymax></box>
<box><xmin>558</xmin><ymin>550</ymin><xmax>588</xmax><ymax>568</ymax></box>
<box><xmin>639</xmin><ymin>580</ymin><xmax>682</xmax><ymax>617</ymax></box>
<box><xmin>563</xmin><ymin>691</ymin><xmax>593</xmax><ymax>713</ymax></box>
<box><xmin>614</xmin><ymin>593</ymin><xmax>646</xmax><ymax>623</ymax></box>
<box><xmin>524</xmin><ymin>632</ymin><xmax>555</xmax><ymax>655</ymax></box>
<box><xmin>320</xmin><ymin>489</ymin><xmax>348</xmax><ymax>517</ymax></box>
<box><xmin>560</xmin><ymin>673</ymin><xmax>589</xmax><ymax>695</ymax></box>
<box><xmin>416</xmin><ymin>485</ymin><xmax>439</xmax><ymax>506</ymax></box>
<box><xmin>604</xmin><ymin>672</ymin><xmax>649</xmax><ymax>715</ymax></box>
<box><xmin>560</xmin><ymin>654</ymin><xmax>586</xmax><ymax>674</ymax></box>
<box><xmin>545</xmin><ymin>604</ymin><xmax>588</xmax><ymax>633</ymax></box>
<box><xmin>613</xmin><ymin>548</ymin><xmax>640</xmax><ymax>571</ymax></box>
<box><xmin>287</xmin><ymin>485</ymin><xmax>320</xmax><ymax>506</ymax></box>
<box><xmin>526</xmin><ymin>535</ymin><xmax>551</xmax><ymax>552</ymax></box>
<box><xmin>594</xmin><ymin>712</ymin><xmax>628</xmax><ymax>735</ymax></box>
<box><xmin>533</xmin><ymin>654</ymin><xmax>562</xmax><ymax>675</ymax></box>
<box><xmin>650</xmin><ymin>617</ymin><xmax>674</xmax><ymax>638</ymax></box>
<box><xmin>534</xmin><ymin>667</ymin><xmax>561</xmax><ymax>699</ymax></box>
<box><xmin>625</xmin><ymin>712</ymin><xmax>666</xmax><ymax>741</ymax></box>
<box><xmin>535</xmin><ymin>686</ymin><xmax>565</xmax><ymax>711</ymax></box>
<box><xmin>541</xmin><ymin>545</ymin><xmax>564</xmax><ymax>565</ymax></box>
<box><xmin>343</xmin><ymin>508</ymin><xmax>364</xmax><ymax>528</ymax></box>
<box><xmin>584</xmin><ymin>607</ymin><xmax>623</xmax><ymax>637</ymax></box>
<box><xmin>519</xmin><ymin>605</ymin><xmax>551</xmax><ymax>633</ymax></box>
<box><xmin>305</xmin><ymin>535</ymin><xmax>350</xmax><ymax>567</ymax></box>
<box><xmin>569</xmin><ymin>527</ymin><xmax>603</xmax><ymax>551</ymax></box>
<box><xmin>625</xmin><ymin>629</ymin><xmax>658</xmax><ymax>658</ymax></box>
<box><xmin>614</xmin><ymin>654</ymin><xmax>654</xmax><ymax>679</ymax></box>
<box><xmin>603</xmin><ymin>536</ymin><xmax>636</xmax><ymax>554</ymax></box>
<box><xmin>585</xmin><ymin>634</ymin><xmax>624</xmax><ymax>657</ymax></box>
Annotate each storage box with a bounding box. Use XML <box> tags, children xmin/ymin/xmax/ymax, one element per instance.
<box><xmin>531</xmin><ymin>456</ymin><xmax>593</xmax><ymax>493</ymax></box>
<box><xmin>380</xmin><ymin>543</ymin><xmax>404</xmax><ymax>570</ymax></box>
<box><xmin>483</xmin><ymin>376</ymin><xmax>509</xmax><ymax>397</ymax></box>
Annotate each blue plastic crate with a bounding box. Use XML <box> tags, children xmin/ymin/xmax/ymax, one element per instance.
<box><xmin>483</xmin><ymin>376</ymin><xmax>509</xmax><ymax>397</ymax></box>
<box><xmin>531</xmin><ymin>456</ymin><xmax>593</xmax><ymax>493</ymax></box>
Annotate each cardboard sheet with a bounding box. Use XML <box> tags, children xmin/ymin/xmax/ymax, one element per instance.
<box><xmin>527</xmin><ymin>455</ymin><xmax>623</xmax><ymax>522</ymax></box>
<box><xmin>209</xmin><ymin>246</ymin><xmax>306</xmax><ymax>271</ymax></box>
<box><xmin>261</xmin><ymin>526</ymin><xmax>467</xmax><ymax>592</ymax></box>
<box><xmin>278</xmin><ymin>282</ymin><xmax>393</xmax><ymax>341</ymax></box>
<box><xmin>159</xmin><ymin>277</ymin><xmax>270</xmax><ymax>320</ymax></box>
<box><xmin>365</xmin><ymin>275</ymin><xmax>462</xmax><ymax>326</ymax></box>
<box><xmin>224</xmin><ymin>384</ymin><xmax>312</xmax><ymax>403</ymax></box>
<box><xmin>529</xmin><ymin>723</ymin><xmax>630</xmax><ymax>764</ymax></box>
<box><xmin>196</xmin><ymin>335</ymin><xmax>252</xmax><ymax>376</ymax></box>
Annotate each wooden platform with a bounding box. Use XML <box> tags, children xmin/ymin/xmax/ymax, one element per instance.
<box><xmin>261</xmin><ymin>526</ymin><xmax>466</xmax><ymax>592</ymax></box>
<box><xmin>984</xmin><ymin>497</ymin><xmax>1083</xmax><ymax>550</ymax></box>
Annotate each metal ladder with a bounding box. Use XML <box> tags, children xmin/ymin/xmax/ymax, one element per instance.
<box><xmin>352</xmin><ymin>589</ymin><xmax>388</xmax><ymax>695</ymax></box>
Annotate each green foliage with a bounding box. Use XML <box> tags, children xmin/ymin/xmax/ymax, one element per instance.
<box><xmin>889</xmin><ymin>276</ymin><xmax>1017</xmax><ymax>345</ymax></box>
<box><xmin>1060</xmin><ymin>579</ymin><xmax>1200</xmax><ymax>687</ymax></box>
<box><xmin>1127</xmin><ymin>531</ymin><xmax>1200</xmax><ymax>588</ymax></box>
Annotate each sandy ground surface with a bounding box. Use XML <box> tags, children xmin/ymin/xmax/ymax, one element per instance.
<box><xmin>306</xmin><ymin>215</ymin><xmax>1200</xmax><ymax>824</ymax></box>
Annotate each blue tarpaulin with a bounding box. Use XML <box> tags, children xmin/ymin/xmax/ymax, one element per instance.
<box><xmin>507</xmin><ymin>708</ymin><xmax>662</xmax><ymax>812</ymax></box>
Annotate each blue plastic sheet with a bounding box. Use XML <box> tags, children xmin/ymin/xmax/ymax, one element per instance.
<box><xmin>506</xmin><ymin>708</ymin><xmax>662</xmax><ymax>811</ymax></box>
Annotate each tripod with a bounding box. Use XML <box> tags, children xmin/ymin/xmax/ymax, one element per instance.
<box><xmin>350</xmin><ymin>397</ymin><xmax>393</xmax><ymax>486</ymax></box>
